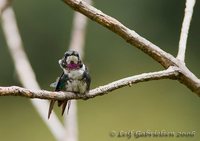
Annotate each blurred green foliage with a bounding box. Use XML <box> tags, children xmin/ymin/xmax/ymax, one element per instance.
<box><xmin>0</xmin><ymin>0</ymin><xmax>200</xmax><ymax>141</ymax></box>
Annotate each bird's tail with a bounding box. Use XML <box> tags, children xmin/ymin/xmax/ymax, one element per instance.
<box><xmin>48</xmin><ymin>100</ymin><xmax>71</xmax><ymax>119</ymax></box>
<box><xmin>58</xmin><ymin>100</ymin><xmax>71</xmax><ymax>116</ymax></box>
<box><xmin>48</xmin><ymin>100</ymin><xmax>56</xmax><ymax>119</ymax></box>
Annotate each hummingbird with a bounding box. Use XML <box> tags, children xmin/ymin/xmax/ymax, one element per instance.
<box><xmin>48</xmin><ymin>50</ymin><xmax>91</xmax><ymax>119</ymax></box>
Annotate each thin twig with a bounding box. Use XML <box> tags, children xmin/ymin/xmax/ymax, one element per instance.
<box><xmin>177</xmin><ymin>0</ymin><xmax>196</xmax><ymax>62</ymax></box>
<box><xmin>88</xmin><ymin>67</ymin><xmax>180</xmax><ymax>97</ymax></box>
<box><xmin>0</xmin><ymin>67</ymin><xmax>180</xmax><ymax>99</ymax></box>
<box><xmin>0</xmin><ymin>4</ymin><xmax>65</xmax><ymax>141</ymax></box>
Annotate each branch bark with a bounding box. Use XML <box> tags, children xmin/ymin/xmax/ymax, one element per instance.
<box><xmin>177</xmin><ymin>0</ymin><xmax>196</xmax><ymax>62</ymax></box>
<box><xmin>0</xmin><ymin>67</ymin><xmax>180</xmax><ymax>100</ymax></box>
<box><xmin>62</xmin><ymin>0</ymin><xmax>200</xmax><ymax>96</ymax></box>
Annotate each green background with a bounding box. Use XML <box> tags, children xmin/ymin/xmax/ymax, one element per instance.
<box><xmin>0</xmin><ymin>0</ymin><xmax>199</xmax><ymax>141</ymax></box>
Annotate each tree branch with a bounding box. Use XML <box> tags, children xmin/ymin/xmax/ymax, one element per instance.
<box><xmin>177</xmin><ymin>0</ymin><xmax>196</xmax><ymax>62</ymax></box>
<box><xmin>89</xmin><ymin>67</ymin><xmax>179</xmax><ymax>97</ymax></box>
<box><xmin>0</xmin><ymin>67</ymin><xmax>180</xmax><ymax>100</ymax></box>
<box><xmin>61</xmin><ymin>0</ymin><xmax>200</xmax><ymax>96</ymax></box>
<box><xmin>62</xmin><ymin>0</ymin><xmax>177</xmax><ymax>68</ymax></box>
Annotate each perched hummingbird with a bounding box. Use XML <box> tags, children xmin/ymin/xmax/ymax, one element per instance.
<box><xmin>48</xmin><ymin>50</ymin><xmax>91</xmax><ymax>119</ymax></box>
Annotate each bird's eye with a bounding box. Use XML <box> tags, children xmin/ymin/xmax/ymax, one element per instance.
<box><xmin>64</xmin><ymin>53</ymin><xmax>71</xmax><ymax>61</ymax></box>
<box><xmin>64</xmin><ymin>51</ymin><xmax>73</xmax><ymax>57</ymax></box>
<box><xmin>65</xmin><ymin>53</ymin><xmax>70</xmax><ymax>57</ymax></box>
<box><xmin>74</xmin><ymin>53</ymin><xmax>79</xmax><ymax>57</ymax></box>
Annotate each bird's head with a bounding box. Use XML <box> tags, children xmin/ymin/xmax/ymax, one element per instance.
<box><xmin>59</xmin><ymin>50</ymin><xmax>82</xmax><ymax>70</ymax></box>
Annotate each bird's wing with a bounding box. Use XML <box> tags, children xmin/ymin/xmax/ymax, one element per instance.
<box><xmin>55</xmin><ymin>73</ymin><xmax>71</xmax><ymax>116</ymax></box>
<box><xmin>55</xmin><ymin>73</ymin><xmax>68</xmax><ymax>91</ymax></box>
<box><xmin>83</xmin><ymin>67</ymin><xmax>91</xmax><ymax>92</ymax></box>
<box><xmin>48</xmin><ymin>72</ymin><xmax>66</xmax><ymax>119</ymax></box>
<box><xmin>50</xmin><ymin>77</ymin><xmax>60</xmax><ymax>88</ymax></box>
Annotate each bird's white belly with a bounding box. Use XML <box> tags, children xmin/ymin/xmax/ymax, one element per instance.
<box><xmin>65</xmin><ymin>80</ymin><xmax>87</xmax><ymax>94</ymax></box>
<box><xmin>64</xmin><ymin>64</ymin><xmax>87</xmax><ymax>94</ymax></box>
